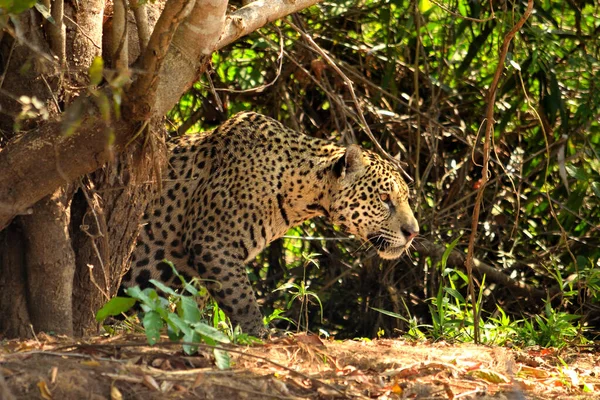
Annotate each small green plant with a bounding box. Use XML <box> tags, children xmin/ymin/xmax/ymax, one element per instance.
<box><xmin>96</xmin><ymin>261</ymin><xmax>253</xmax><ymax>369</ymax></box>
<box><xmin>370</xmin><ymin>304</ymin><xmax>430</xmax><ymax>340</ymax></box>
<box><xmin>264</xmin><ymin>308</ymin><xmax>296</xmax><ymax>329</ymax></box>
<box><xmin>517</xmin><ymin>301</ymin><xmax>585</xmax><ymax>348</ymax></box>
<box><xmin>273</xmin><ymin>252</ymin><xmax>323</xmax><ymax>333</ymax></box>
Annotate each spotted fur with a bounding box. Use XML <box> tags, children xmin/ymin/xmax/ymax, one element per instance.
<box><xmin>122</xmin><ymin>112</ymin><xmax>419</xmax><ymax>336</ymax></box>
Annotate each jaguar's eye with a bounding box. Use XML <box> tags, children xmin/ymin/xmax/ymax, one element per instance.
<box><xmin>380</xmin><ymin>193</ymin><xmax>390</xmax><ymax>203</ymax></box>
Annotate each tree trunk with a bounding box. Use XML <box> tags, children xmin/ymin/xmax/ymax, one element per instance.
<box><xmin>20</xmin><ymin>188</ymin><xmax>76</xmax><ymax>336</ymax></box>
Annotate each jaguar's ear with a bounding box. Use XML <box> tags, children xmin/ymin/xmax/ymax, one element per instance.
<box><xmin>332</xmin><ymin>144</ymin><xmax>365</xmax><ymax>178</ymax></box>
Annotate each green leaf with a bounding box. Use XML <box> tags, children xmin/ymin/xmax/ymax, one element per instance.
<box><xmin>193</xmin><ymin>322</ymin><xmax>230</xmax><ymax>344</ymax></box>
<box><xmin>591</xmin><ymin>182</ymin><xmax>600</xmax><ymax>198</ymax></box>
<box><xmin>168</xmin><ymin>313</ymin><xmax>193</xmax><ymax>337</ymax></box>
<box><xmin>143</xmin><ymin>311</ymin><xmax>163</xmax><ymax>345</ymax></box>
<box><xmin>126</xmin><ymin>286</ymin><xmax>156</xmax><ymax>308</ymax></box>
<box><xmin>182</xmin><ymin>330</ymin><xmax>200</xmax><ymax>355</ymax></box>
<box><xmin>371</xmin><ymin>307</ymin><xmax>409</xmax><ymax>322</ymax></box>
<box><xmin>88</xmin><ymin>57</ymin><xmax>104</xmax><ymax>86</ymax></box>
<box><xmin>441</xmin><ymin>236</ymin><xmax>462</xmax><ymax>269</ymax></box>
<box><xmin>33</xmin><ymin>3</ymin><xmax>54</xmax><ymax>23</ymax></box>
<box><xmin>565</xmin><ymin>164</ymin><xmax>588</xmax><ymax>180</ymax></box>
<box><xmin>185</xmin><ymin>282</ymin><xmax>202</xmax><ymax>296</ymax></box>
<box><xmin>419</xmin><ymin>0</ymin><xmax>433</xmax><ymax>13</ymax></box>
<box><xmin>509</xmin><ymin>59</ymin><xmax>521</xmax><ymax>71</ymax></box>
<box><xmin>444</xmin><ymin>287</ymin><xmax>465</xmax><ymax>303</ymax></box>
<box><xmin>179</xmin><ymin>296</ymin><xmax>202</xmax><ymax>323</ymax></box>
<box><xmin>214</xmin><ymin>348</ymin><xmax>231</xmax><ymax>370</ymax></box>
<box><xmin>95</xmin><ymin>297</ymin><xmax>137</xmax><ymax>322</ymax></box>
<box><xmin>149</xmin><ymin>279</ymin><xmax>179</xmax><ymax>296</ymax></box>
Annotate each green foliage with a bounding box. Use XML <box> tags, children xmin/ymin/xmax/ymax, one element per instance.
<box><xmin>95</xmin><ymin>297</ymin><xmax>137</xmax><ymax>321</ymax></box>
<box><xmin>96</xmin><ymin>262</ymin><xmax>243</xmax><ymax>370</ymax></box>
<box><xmin>0</xmin><ymin>0</ymin><xmax>36</xmax><ymax>15</ymax></box>
<box><xmin>373</xmin><ymin>238</ymin><xmax>589</xmax><ymax>346</ymax></box>
<box><xmin>517</xmin><ymin>301</ymin><xmax>584</xmax><ymax>348</ymax></box>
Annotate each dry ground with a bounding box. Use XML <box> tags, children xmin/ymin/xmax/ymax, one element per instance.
<box><xmin>1</xmin><ymin>333</ymin><xmax>598</xmax><ymax>399</ymax></box>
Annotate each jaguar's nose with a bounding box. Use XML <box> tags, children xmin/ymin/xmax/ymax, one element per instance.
<box><xmin>401</xmin><ymin>220</ymin><xmax>419</xmax><ymax>241</ymax></box>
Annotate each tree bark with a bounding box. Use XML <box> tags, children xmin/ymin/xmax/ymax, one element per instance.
<box><xmin>20</xmin><ymin>188</ymin><xmax>76</xmax><ymax>336</ymax></box>
<box><xmin>0</xmin><ymin>225</ymin><xmax>31</xmax><ymax>338</ymax></box>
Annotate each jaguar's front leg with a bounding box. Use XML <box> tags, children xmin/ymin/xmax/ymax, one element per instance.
<box><xmin>187</xmin><ymin>243</ymin><xmax>268</xmax><ymax>337</ymax></box>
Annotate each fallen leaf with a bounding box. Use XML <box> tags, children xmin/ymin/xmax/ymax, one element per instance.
<box><xmin>110</xmin><ymin>385</ymin><xmax>123</xmax><ymax>400</ymax></box>
<box><xmin>50</xmin><ymin>366</ymin><xmax>58</xmax><ymax>384</ymax></box>
<box><xmin>143</xmin><ymin>375</ymin><xmax>160</xmax><ymax>391</ymax></box>
<box><xmin>390</xmin><ymin>383</ymin><xmax>403</xmax><ymax>394</ymax></box>
<box><xmin>37</xmin><ymin>380</ymin><xmax>52</xmax><ymax>400</ymax></box>
<box><xmin>81</xmin><ymin>360</ymin><xmax>101</xmax><ymax>367</ymax></box>
<box><xmin>294</xmin><ymin>333</ymin><xmax>325</xmax><ymax>346</ymax></box>
<box><xmin>520</xmin><ymin>366</ymin><xmax>550</xmax><ymax>379</ymax></box>
<box><xmin>160</xmin><ymin>380</ymin><xmax>174</xmax><ymax>393</ymax></box>
<box><xmin>192</xmin><ymin>372</ymin><xmax>204</xmax><ymax>389</ymax></box>
<box><xmin>470</xmin><ymin>368</ymin><xmax>510</xmax><ymax>384</ymax></box>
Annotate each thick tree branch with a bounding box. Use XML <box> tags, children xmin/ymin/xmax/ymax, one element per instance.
<box><xmin>111</xmin><ymin>0</ymin><xmax>129</xmax><ymax>69</ymax></box>
<box><xmin>127</xmin><ymin>0</ymin><xmax>197</xmax><ymax>119</ymax></box>
<box><xmin>153</xmin><ymin>0</ymin><xmax>323</xmax><ymax>117</ymax></box>
<box><xmin>48</xmin><ymin>0</ymin><xmax>66</xmax><ymax>64</ymax></box>
<box><xmin>0</xmin><ymin>117</ymin><xmax>132</xmax><ymax>230</ymax></box>
<box><xmin>216</xmin><ymin>0</ymin><xmax>323</xmax><ymax>49</ymax></box>
<box><xmin>151</xmin><ymin>0</ymin><xmax>228</xmax><ymax>117</ymax></box>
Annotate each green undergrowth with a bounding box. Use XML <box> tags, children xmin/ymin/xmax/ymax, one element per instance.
<box><xmin>374</xmin><ymin>240</ymin><xmax>593</xmax><ymax>348</ymax></box>
<box><xmin>96</xmin><ymin>262</ymin><xmax>262</xmax><ymax>370</ymax></box>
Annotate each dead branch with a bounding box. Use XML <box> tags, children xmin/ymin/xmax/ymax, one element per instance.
<box><xmin>464</xmin><ymin>0</ymin><xmax>534</xmax><ymax>343</ymax></box>
<box><xmin>413</xmin><ymin>239</ymin><xmax>547</xmax><ymax>299</ymax></box>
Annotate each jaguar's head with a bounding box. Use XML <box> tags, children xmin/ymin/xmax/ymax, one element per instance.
<box><xmin>328</xmin><ymin>145</ymin><xmax>419</xmax><ymax>259</ymax></box>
